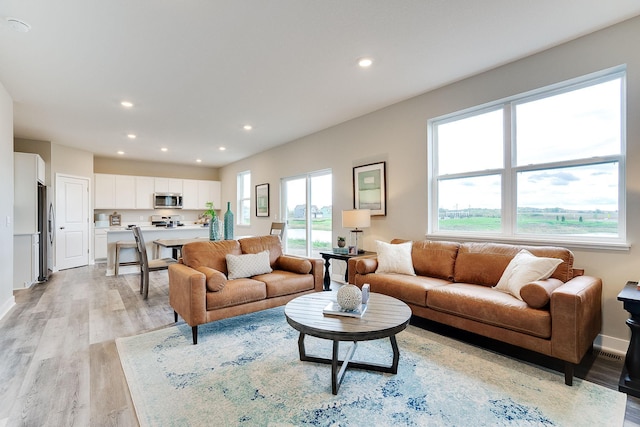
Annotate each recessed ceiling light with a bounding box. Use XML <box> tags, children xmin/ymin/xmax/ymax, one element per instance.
<box><xmin>161</xmin><ymin>147</ymin><xmax>168</xmax><ymax>152</ymax></box>
<box><xmin>127</xmin><ymin>134</ymin><xmax>136</xmax><ymax>139</ymax></box>
<box><xmin>358</xmin><ymin>57</ymin><xmax>373</xmax><ymax>68</ymax></box>
<box><xmin>121</xmin><ymin>101</ymin><xmax>133</xmax><ymax>108</ymax></box>
<box><xmin>117</xmin><ymin>151</ymin><xmax>125</xmax><ymax>155</ymax></box>
<box><xmin>219</xmin><ymin>147</ymin><xmax>226</xmax><ymax>151</ymax></box>
<box><xmin>196</xmin><ymin>159</ymin><xmax>202</xmax><ymax>163</ymax></box>
<box><xmin>243</xmin><ymin>125</ymin><xmax>252</xmax><ymax>131</ymax></box>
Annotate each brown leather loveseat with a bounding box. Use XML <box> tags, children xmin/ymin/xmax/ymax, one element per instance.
<box><xmin>169</xmin><ymin>235</ymin><xmax>323</xmax><ymax>344</ymax></box>
<box><xmin>349</xmin><ymin>239</ymin><xmax>602</xmax><ymax>386</ymax></box>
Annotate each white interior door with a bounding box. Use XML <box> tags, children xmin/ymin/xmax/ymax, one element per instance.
<box><xmin>56</xmin><ymin>174</ymin><xmax>89</xmax><ymax>270</ymax></box>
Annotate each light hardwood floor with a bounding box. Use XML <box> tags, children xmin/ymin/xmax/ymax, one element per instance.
<box><xmin>0</xmin><ymin>264</ymin><xmax>638</xmax><ymax>426</ymax></box>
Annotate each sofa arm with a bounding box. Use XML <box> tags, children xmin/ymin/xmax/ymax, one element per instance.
<box><xmin>169</xmin><ymin>263</ymin><xmax>208</xmax><ymax>328</ymax></box>
<box><xmin>550</xmin><ymin>275</ymin><xmax>602</xmax><ymax>364</ymax></box>
<box><xmin>348</xmin><ymin>257</ymin><xmax>378</xmax><ymax>284</ymax></box>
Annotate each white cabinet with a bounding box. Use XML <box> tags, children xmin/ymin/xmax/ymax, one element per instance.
<box><xmin>154</xmin><ymin>178</ymin><xmax>183</xmax><ymax>194</ymax></box>
<box><xmin>198</xmin><ymin>180</ymin><xmax>221</xmax><ymax>210</ymax></box>
<box><xmin>13</xmin><ymin>233</ymin><xmax>38</xmax><ymax>289</ymax></box>
<box><xmin>94</xmin><ymin>228</ymin><xmax>107</xmax><ymax>260</ymax></box>
<box><xmin>115</xmin><ymin>175</ymin><xmax>136</xmax><ymax>209</ymax></box>
<box><xmin>182</xmin><ymin>179</ymin><xmax>199</xmax><ymax>209</ymax></box>
<box><xmin>37</xmin><ymin>155</ymin><xmax>45</xmax><ymax>184</ymax></box>
<box><xmin>94</xmin><ymin>174</ymin><xmax>116</xmax><ymax>209</ymax></box>
<box><xmin>135</xmin><ymin>176</ymin><xmax>155</xmax><ymax>209</ymax></box>
<box><xmin>14</xmin><ymin>153</ymin><xmax>43</xmax><ymax>235</ymax></box>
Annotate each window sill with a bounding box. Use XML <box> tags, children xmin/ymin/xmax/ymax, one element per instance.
<box><xmin>425</xmin><ymin>232</ymin><xmax>630</xmax><ymax>252</ymax></box>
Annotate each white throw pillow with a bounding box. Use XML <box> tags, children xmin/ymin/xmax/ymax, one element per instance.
<box><xmin>226</xmin><ymin>250</ymin><xmax>272</xmax><ymax>280</ymax></box>
<box><xmin>495</xmin><ymin>249</ymin><xmax>563</xmax><ymax>301</ymax></box>
<box><xmin>375</xmin><ymin>240</ymin><xmax>415</xmax><ymax>276</ymax></box>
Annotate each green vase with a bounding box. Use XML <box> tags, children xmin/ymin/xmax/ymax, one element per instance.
<box><xmin>209</xmin><ymin>214</ymin><xmax>220</xmax><ymax>241</ymax></box>
<box><xmin>224</xmin><ymin>202</ymin><xmax>234</xmax><ymax>240</ymax></box>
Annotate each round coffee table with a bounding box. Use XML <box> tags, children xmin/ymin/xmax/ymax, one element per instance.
<box><xmin>284</xmin><ymin>291</ymin><xmax>411</xmax><ymax>394</ymax></box>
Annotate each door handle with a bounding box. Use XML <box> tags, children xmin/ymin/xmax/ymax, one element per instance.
<box><xmin>59</xmin><ymin>226</ymin><xmax>65</xmax><ymax>229</ymax></box>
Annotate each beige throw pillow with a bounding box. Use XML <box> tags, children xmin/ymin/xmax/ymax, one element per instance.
<box><xmin>375</xmin><ymin>240</ymin><xmax>415</xmax><ymax>276</ymax></box>
<box><xmin>226</xmin><ymin>250</ymin><xmax>272</xmax><ymax>280</ymax></box>
<box><xmin>494</xmin><ymin>249</ymin><xmax>563</xmax><ymax>301</ymax></box>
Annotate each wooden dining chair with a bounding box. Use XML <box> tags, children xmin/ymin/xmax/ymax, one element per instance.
<box><xmin>132</xmin><ymin>226</ymin><xmax>178</xmax><ymax>299</ymax></box>
<box><xmin>270</xmin><ymin>222</ymin><xmax>285</xmax><ymax>236</ymax></box>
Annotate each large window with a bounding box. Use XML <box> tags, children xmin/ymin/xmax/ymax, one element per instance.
<box><xmin>237</xmin><ymin>171</ymin><xmax>251</xmax><ymax>226</ymax></box>
<box><xmin>429</xmin><ymin>67</ymin><xmax>625</xmax><ymax>246</ymax></box>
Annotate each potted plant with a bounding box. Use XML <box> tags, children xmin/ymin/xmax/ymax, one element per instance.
<box><xmin>337</xmin><ymin>236</ymin><xmax>346</xmax><ymax>248</ymax></box>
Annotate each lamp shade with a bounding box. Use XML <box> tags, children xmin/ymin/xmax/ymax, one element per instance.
<box><xmin>342</xmin><ymin>209</ymin><xmax>371</xmax><ymax>229</ymax></box>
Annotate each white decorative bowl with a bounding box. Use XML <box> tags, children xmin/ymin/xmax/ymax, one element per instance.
<box><xmin>337</xmin><ymin>285</ymin><xmax>362</xmax><ymax>310</ymax></box>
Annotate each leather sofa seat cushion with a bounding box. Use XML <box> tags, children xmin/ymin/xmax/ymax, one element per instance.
<box><xmin>427</xmin><ymin>283</ymin><xmax>551</xmax><ymax>338</ymax></box>
<box><xmin>182</xmin><ymin>240</ymin><xmax>241</xmax><ymax>274</ymax></box>
<box><xmin>206</xmin><ymin>278</ymin><xmax>267</xmax><ymax>310</ymax></box>
<box><xmin>357</xmin><ymin>273</ymin><xmax>451</xmax><ymax>307</ymax></box>
<box><xmin>453</xmin><ymin>242</ymin><xmax>574</xmax><ymax>287</ymax></box>
<box><xmin>240</xmin><ymin>235</ymin><xmax>283</xmax><ymax>267</ymax></box>
<box><xmin>254</xmin><ymin>270</ymin><xmax>315</xmax><ymax>298</ymax></box>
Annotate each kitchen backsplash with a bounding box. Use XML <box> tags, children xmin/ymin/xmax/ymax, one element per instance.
<box><xmin>94</xmin><ymin>209</ymin><xmax>213</xmax><ymax>226</ymax></box>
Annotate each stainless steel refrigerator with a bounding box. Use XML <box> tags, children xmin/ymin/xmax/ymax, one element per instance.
<box><xmin>37</xmin><ymin>183</ymin><xmax>54</xmax><ymax>282</ymax></box>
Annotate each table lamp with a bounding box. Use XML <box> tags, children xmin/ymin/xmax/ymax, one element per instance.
<box><xmin>342</xmin><ymin>209</ymin><xmax>371</xmax><ymax>254</ymax></box>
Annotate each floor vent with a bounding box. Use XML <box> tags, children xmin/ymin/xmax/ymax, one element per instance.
<box><xmin>594</xmin><ymin>349</ymin><xmax>623</xmax><ymax>361</ymax></box>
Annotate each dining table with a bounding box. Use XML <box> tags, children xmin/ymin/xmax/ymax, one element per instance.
<box><xmin>152</xmin><ymin>236</ymin><xmax>209</xmax><ymax>259</ymax></box>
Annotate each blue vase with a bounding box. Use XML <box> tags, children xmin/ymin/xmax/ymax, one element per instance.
<box><xmin>209</xmin><ymin>214</ymin><xmax>221</xmax><ymax>241</ymax></box>
<box><xmin>224</xmin><ymin>202</ymin><xmax>234</xmax><ymax>240</ymax></box>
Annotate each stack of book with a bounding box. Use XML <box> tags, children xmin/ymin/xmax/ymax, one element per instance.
<box><xmin>323</xmin><ymin>301</ymin><xmax>367</xmax><ymax>318</ymax></box>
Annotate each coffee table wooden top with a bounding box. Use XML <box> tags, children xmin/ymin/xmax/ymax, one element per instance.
<box><xmin>284</xmin><ymin>291</ymin><xmax>411</xmax><ymax>342</ymax></box>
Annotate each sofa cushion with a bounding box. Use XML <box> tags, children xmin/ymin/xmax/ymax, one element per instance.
<box><xmin>239</xmin><ymin>235</ymin><xmax>283</xmax><ymax>267</ymax></box>
<box><xmin>206</xmin><ymin>278</ymin><xmax>267</xmax><ymax>310</ymax></box>
<box><xmin>427</xmin><ymin>283</ymin><xmax>551</xmax><ymax>338</ymax></box>
<box><xmin>195</xmin><ymin>266</ymin><xmax>227</xmax><ymax>292</ymax></box>
<box><xmin>453</xmin><ymin>242</ymin><xmax>573</xmax><ymax>287</ymax></box>
<box><xmin>226</xmin><ymin>250</ymin><xmax>272</xmax><ymax>280</ymax></box>
<box><xmin>405</xmin><ymin>239</ymin><xmax>459</xmax><ymax>280</ymax></box>
<box><xmin>375</xmin><ymin>240</ymin><xmax>415</xmax><ymax>275</ymax></box>
<box><xmin>355</xmin><ymin>273</ymin><xmax>450</xmax><ymax>307</ymax></box>
<box><xmin>182</xmin><ymin>240</ymin><xmax>241</xmax><ymax>274</ymax></box>
<box><xmin>277</xmin><ymin>255</ymin><xmax>312</xmax><ymax>274</ymax></box>
<box><xmin>520</xmin><ymin>278</ymin><xmax>564</xmax><ymax>308</ymax></box>
<box><xmin>494</xmin><ymin>249</ymin><xmax>563</xmax><ymax>301</ymax></box>
<box><xmin>254</xmin><ymin>270</ymin><xmax>315</xmax><ymax>298</ymax></box>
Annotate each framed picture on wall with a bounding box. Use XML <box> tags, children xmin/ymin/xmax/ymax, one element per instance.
<box><xmin>256</xmin><ymin>183</ymin><xmax>270</xmax><ymax>217</ymax></box>
<box><xmin>353</xmin><ymin>161</ymin><xmax>386</xmax><ymax>216</ymax></box>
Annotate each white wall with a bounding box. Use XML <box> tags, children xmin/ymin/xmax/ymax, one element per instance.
<box><xmin>0</xmin><ymin>82</ymin><xmax>15</xmax><ymax>318</ymax></box>
<box><xmin>220</xmin><ymin>15</ymin><xmax>640</xmax><ymax>351</ymax></box>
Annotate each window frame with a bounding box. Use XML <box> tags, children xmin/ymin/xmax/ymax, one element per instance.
<box><xmin>427</xmin><ymin>66</ymin><xmax>627</xmax><ymax>250</ymax></box>
<box><xmin>237</xmin><ymin>170</ymin><xmax>251</xmax><ymax>226</ymax></box>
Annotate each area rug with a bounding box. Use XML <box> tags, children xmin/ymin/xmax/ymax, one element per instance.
<box><xmin>116</xmin><ymin>307</ymin><xmax>625</xmax><ymax>426</ymax></box>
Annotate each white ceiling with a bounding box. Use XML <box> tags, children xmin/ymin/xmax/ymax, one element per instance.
<box><xmin>1</xmin><ymin>1</ymin><xmax>640</xmax><ymax>168</ymax></box>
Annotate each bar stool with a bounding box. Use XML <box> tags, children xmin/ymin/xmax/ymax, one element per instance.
<box><xmin>114</xmin><ymin>241</ymin><xmax>140</xmax><ymax>276</ymax></box>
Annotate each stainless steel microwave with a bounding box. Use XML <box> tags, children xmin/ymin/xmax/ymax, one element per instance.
<box><xmin>154</xmin><ymin>193</ymin><xmax>183</xmax><ymax>209</ymax></box>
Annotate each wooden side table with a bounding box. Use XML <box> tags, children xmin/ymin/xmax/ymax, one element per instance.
<box><xmin>319</xmin><ymin>251</ymin><xmax>376</xmax><ymax>291</ymax></box>
<box><xmin>618</xmin><ymin>281</ymin><xmax>640</xmax><ymax>398</ymax></box>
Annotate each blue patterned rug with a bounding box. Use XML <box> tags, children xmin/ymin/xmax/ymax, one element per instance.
<box><xmin>116</xmin><ymin>307</ymin><xmax>625</xmax><ymax>426</ymax></box>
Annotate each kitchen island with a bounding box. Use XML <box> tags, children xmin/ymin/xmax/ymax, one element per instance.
<box><xmin>104</xmin><ymin>225</ymin><xmax>209</xmax><ymax>276</ymax></box>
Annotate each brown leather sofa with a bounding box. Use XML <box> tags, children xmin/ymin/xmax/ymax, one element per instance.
<box><xmin>169</xmin><ymin>235</ymin><xmax>323</xmax><ymax>344</ymax></box>
<box><xmin>349</xmin><ymin>239</ymin><xmax>602</xmax><ymax>386</ymax></box>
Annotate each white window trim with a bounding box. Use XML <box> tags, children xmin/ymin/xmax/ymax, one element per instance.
<box><xmin>427</xmin><ymin>65</ymin><xmax>628</xmax><ymax>250</ymax></box>
<box><xmin>237</xmin><ymin>170</ymin><xmax>251</xmax><ymax>227</ymax></box>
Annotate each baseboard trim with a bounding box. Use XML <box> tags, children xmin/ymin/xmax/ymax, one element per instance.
<box><xmin>0</xmin><ymin>295</ymin><xmax>16</xmax><ymax>321</ymax></box>
<box><xmin>594</xmin><ymin>333</ymin><xmax>628</xmax><ymax>358</ymax></box>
